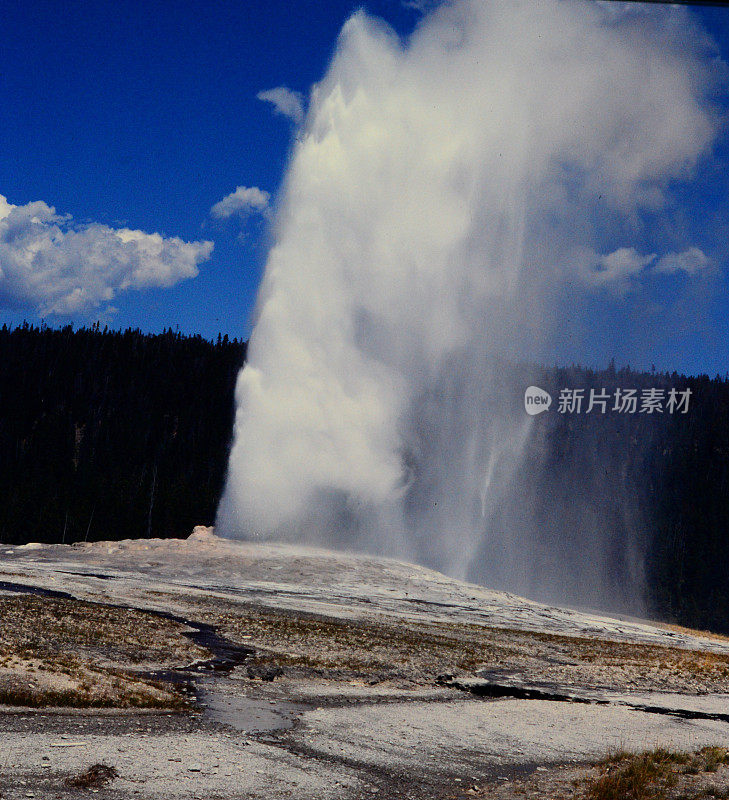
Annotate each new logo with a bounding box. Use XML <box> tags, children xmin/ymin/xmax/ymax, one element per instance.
<box><xmin>524</xmin><ymin>385</ymin><xmax>552</xmax><ymax>416</ymax></box>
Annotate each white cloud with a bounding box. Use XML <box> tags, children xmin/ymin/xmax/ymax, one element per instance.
<box><xmin>256</xmin><ymin>87</ymin><xmax>305</xmax><ymax>125</ymax></box>
<box><xmin>570</xmin><ymin>247</ymin><xmax>655</xmax><ymax>293</ymax></box>
<box><xmin>598</xmin><ymin>248</ymin><xmax>655</xmax><ymax>282</ymax></box>
<box><xmin>210</xmin><ymin>186</ymin><xmax>271</xmax><ymax>220</ymax></box>
<box><xmin>655</xmin><ymin>246</ymin><xmax>712</xmax><ymax>275</ymax></box>
<box><xmin>571</xmin><ymin>245</ymin><xmax>713</xmax><ymax>293</ymax></box>
<box><xmin>0</xmin><ymin>195</ymin><xmax>212</xmax><ymax>315</ymax></box>
<box><xmin>401</xmin><ymin>0</ymin><xmax>441</xmax><ymax>13</ymax></box>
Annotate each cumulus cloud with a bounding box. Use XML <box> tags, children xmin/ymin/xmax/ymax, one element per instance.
<box><xmin>210</xmin><ymin>186</ymin><xmax>271</xmax><ymax>220</ymax></box>
<box><xmin>218</xmin><ymin>1</ymin><xmax>721</xmax><ymax>581</ymax></box>
<box><xmin>0</xmin><ymin>194</ymin><xmax>212</xmax><ymax>315</ymax></box>
<box><xmin>569</xmin><ymin>245</ymin><xmax>713</xmax><ymax>293</ymax></box>
<box><xmin>256</xmin><ymin>87</ymin><xmax>305</xmax><ymax>124</ymax></box>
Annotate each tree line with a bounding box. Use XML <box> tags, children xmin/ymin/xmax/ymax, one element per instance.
<box><xmin>0</xmin><ymin>322</ymin><xmax>244</xmax><ymax>548</ymax></box>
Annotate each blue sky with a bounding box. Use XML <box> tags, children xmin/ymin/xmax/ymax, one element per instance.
<box><xmin>0</xmin><ymin>0</ymin><xmax>421</xmax><ymax>339</ymax></box>
<box><xmin>1</xmin><ymin>0</ymin><xmax>729</xmax><ymax>375</ymax></box>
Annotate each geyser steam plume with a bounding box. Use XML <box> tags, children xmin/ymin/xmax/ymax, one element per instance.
<box><xmin>217</xmin><ymin>0</ymin><xmax>719</xmax><ymax>605</ymax></box>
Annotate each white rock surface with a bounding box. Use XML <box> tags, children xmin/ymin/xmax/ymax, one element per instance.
<box><xmin>1</xmin><ymin>529</ymin><xmax>726</xmax><ymax>653</ymax></box>
<box><xmin>2</xmin><ymin>530</ymin><xmax>729</xmax><ymax>800</ymax></box>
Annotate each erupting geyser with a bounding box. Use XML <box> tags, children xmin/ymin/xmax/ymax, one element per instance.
<box><xmin>217</xmin><ymin>0</ymin><xmax>719</xmax><ymax>607</ymax></box>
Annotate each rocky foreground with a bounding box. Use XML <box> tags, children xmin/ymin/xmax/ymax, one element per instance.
<box><xmin>1</xmin><ymin>528</ymin><xmax>729</xmax><ymax>799</ymax></box>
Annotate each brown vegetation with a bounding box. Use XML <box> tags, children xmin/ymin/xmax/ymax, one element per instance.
<box><xmin>64</xmin><ymin>764</ymin><xmax>119</xmax><ymax>789</ymax></box>
<box><xmin>210</xmin><ymin>601</ymin><xmax>729</xmax><ymax>692</ymax></box>
<box><xmin>0</xmin><ymin>595</ymin><xmax>206</xmax><ymax>708</ymax></box>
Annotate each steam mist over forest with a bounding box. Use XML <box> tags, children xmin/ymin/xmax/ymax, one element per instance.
<box><xmin>1</xmin><ymin>323</ymin><xmax>728</xmax><ymax>634</ymax></box>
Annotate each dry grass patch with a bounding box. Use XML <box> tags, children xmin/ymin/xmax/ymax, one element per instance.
<box><xmin>583</xmin><ymin>747</ymin><xmax>729</xmax><ymax>800</ymax></box>
<box><xmin>0</xmin><ymin>595</ymin><xmax>207</xmax><ymax>708</ymax></box>
<box><xmin>206</xmin><ymin>601</ymin><xmax>729</xmax><ymax>692</ymax></box>
<box><xmin>64</xmin><ymin>764</ymin><xmax>119</xmax><ymax>789</ymax></box>
<box><xmin>461</xmin><ymin>748</ymin><xmax>729</xmax><ymax>800</ymax></box>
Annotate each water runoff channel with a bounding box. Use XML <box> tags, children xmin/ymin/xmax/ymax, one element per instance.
<box><xmin>0</xmin><ymin>578</ymin><xmax>309</xmax><ymax>733</ymax></box>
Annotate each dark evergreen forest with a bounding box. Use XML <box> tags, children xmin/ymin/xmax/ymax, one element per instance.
<box><xmin>0</xmin><ymin>323</ymin><xmax>244</xmax><ymax>548</ymax></box>
<box><xmin>1</xmin><ymin>323</ymin><xmax>727</xmax><ymax>632</ymax></box>
<box><xmin>510</xmin><ymin>363</ymin><xmax>729</xmax><ymax>634</ymax></box>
